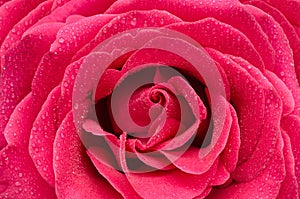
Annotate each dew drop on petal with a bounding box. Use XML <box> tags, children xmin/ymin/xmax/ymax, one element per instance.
<box><xmin>15</xmin><ymin>182</ymin><xmax>21</xmax><ymax>187</ymax></box>
<box><xmin>130</xmin><ymin>18</ymin><xmax>137</xmax><ymax>26</ymax></box>
<box><xmin>58</xmin><ymin>38</ymin><xmax>65</xmax><ymax>44</ymax></box>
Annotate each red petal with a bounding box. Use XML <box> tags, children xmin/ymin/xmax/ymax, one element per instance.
<box><xmin>207</xmin><ymin>49</ymin><xmax>265</xmax><ymax>164</ymax></box>
<box><xmin>210</xmin><ymin>163</ymin><xmax>230</xmax><ymax>186</ymax></box>
<box><xmin>31</xmin><ymin>14</ymin><xmax>115</xmax><ymax>107</ymax></box>
<box><xmin>0</xmin><ymin>146</ymin><xmax>56</xmax><ymax>199</ymax></box>
<box><xmin>220</xmin><ymin>105</ymin><xmax>240</xmax><ymax>172</ymax></box>
<box><xmin>265</xmin><ymin>0</ymin><xmax>300</xmax><ymax>26</ymax></box>
<box><xmin>0</xmin><ymin>0</ymin><xmax>45</xmax><ymax>45</ymax></box>
<box><xmin>0</xmin><ymin>22</ymin><xmax>63</xmax><ymax>133</ymax></box>
<box><xmin>119</xmin><ymin>134</ymin><xmax>217</xmax><ymax>199</ymax></box>
<box><xmin>281</xmin><ymin>115</ymin><xmax>300</xmax><ymax>192</ymax></box>
<box><xmin>167</xmin><ymin>18</ymin><xmax>264</xmax><ymax>70</ymax></box>
<box><xmin>32</xmin><ymin>0</ymin><xmax>116</xmax><ymax>27</ymax></box>
<box><xmin>245</xmin><ymin>3</ymin><xmax>300</xmax><ymax>117</ymax></box>
<box><xmin>73</xmin><ymin>10</ymin><xmax>182</xmax><ymax>60</ymax></box>
<box><xmin>53</xmin><ymin>112</ymin><xmax>122</xmax><ymax>199</ymax></box>
<box><xmin>28</xmin><ymin>86</ymin><xmax>61</xmax><ymax>187</ymax></box>
<box><xmin>207</xmin><ymin>134</ymin><xmax>285</xmax><ymax>198</ymax></box>
<box><xmin>106</xmin><ymin>0</ymin><xmax>276</xmax><ymax>69</ymax></box>
<box><xmin>162</xmin><ymin>102</ymin><xmax>231</xmax><ymax>174</ymax></box>
<box><xmin>4</xmin><ymin>94</ymin><xmax>35</xmax><ymax>145</ymax></box>
<box><xmin>229</xmin><ymin>56</ymin><xmax>282</xmax><ymax>182</ymax></box>
<box><xmin>265</xmin><ymin>70</ymin><xmax>295</xmax><ymax>116</ymax></box>
<box><xmin>0</xmin><ymin>0</ymin><xmax>53</xmax><ymax>57</ymax></box>
<box><xmin>87</xmin><ymin>150</ymin><xmax>141</xmax><ymax>199</ymax></box>
<box><xmin>246</xmin><ymin>0</ymin><xmax>300</xmax><ymax>87</ymax></box>
<box><xmin>277</xmin><ymin>130</ymin><xmax>299</xmax><ymax>198</ymax></box>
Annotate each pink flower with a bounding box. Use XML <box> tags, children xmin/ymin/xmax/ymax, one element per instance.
<box><xmin>0</xmin><ymin>0</ymin><xmax>299</xmax><ymax>198</ymax></box>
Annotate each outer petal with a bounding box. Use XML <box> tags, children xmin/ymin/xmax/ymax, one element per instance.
<box><xmin>167</xmin><ymin>18</ymin><xmax>264</xmax><ymax>70</ymax></box>
<box><xmin>245</xmin><ymin>3</ymin><xmax>300</xmax><ymax>117</ymax></box>
<box><xmin>0</xmin><ymin>146</ymin><xmax>56</xmax><ymax>199</ymax></box>
<box><xmin>53</xmin><ymin>112</ymin><xmax>122</xmax><ymax>199</ymax></box>
<box><xmin>0</xmin><ymin>94</ymin><xmax>56</xmax><ymax>198</ymax></box>
<box><xmin>0</xmin><ymin>22</ymin><xmax>63</xmax><ymax>135</ymax></box>
<box><xmin>207</xmin><ymin>49</ymin><xmax>265</xmax><ymax>164</ymax></box>
<box><xmin>220</xmin><ymin>104</ymin><xmax>240</xmax><ymax>173</ymax></box>
<box><xmin>277</xmin><ymin>130</ymin><xmax>299</xmax><ymax>199</ymax></box>
<box><xmin>0</xmin><ymin>0</ymin><xmax>53</xmax><ymax>58</ymax></box>
<box><xmin>73</xmin><ymin>10</ymin><xmax>182</xmax><ymax>60</ymax></box>
<box><xmin>106</xmin><ymin>0</ymin><xmax>276</xmax><ymax>69</ymax></box>
<box><xmin>245</xmin><ymin>0</ymin><xmax>300</xmax><ymax>85</ymax></box>
<box><xmin>32</xmin><ymin>0</ymin><xmax>116</xmax><ymax>27</ymax></box>
<box><xmin>281</xmin><ymin>115</ymin><xmax>300</xmax><ymax>192</ymax></box>
<box><xmin>0</xmin><ymin>0</ymin><xmax>45</xmax><ymax>45</ymax></box>
<box><xmin>31</xmin><ymin>14</ymin><xmax>115</xmax><ymax>108</ymax></box>
<box><xmin>263</xmin><ymin>0</ymin><xmax>300</xmax><ymax>26</ymax></box>
<box><xmin>230</xmin><ymin>56</ymin><xmax>282</xmax><ymax>182</ymax></box>
<box><xmin>207</xmin><ymin>134</ymin><xmax>285</xmax><ymax>198</ymax></box>
<box><xmin>29</xmin><ymin>86</ymin><xmax>61</xmax><ymax>187</ymax></box>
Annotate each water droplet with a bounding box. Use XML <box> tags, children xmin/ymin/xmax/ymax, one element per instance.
<box><xmin>15</xmin><ymin>181</ymin><xmax>21</xmax><ymax>187</ymax></box>
<box><xmin>58</xmin><ymin>38</ymin><xmax>65</xmax><ymax>44</ymax></box>
<box><xmin>63</xmin><ymin>82</ymin><xmax>68</xmax><ymax>88</ymax></box>
<box><xmin>36</xmin><ymin>159</ymin><xmax>42</xmax><ymax>166</ymax></box>
<box><xmin>74</xmin><ymin>103</ymin><xmax>79</xmax><ymax>110</ymax></box>
<box><xmin>130</xmin><ymin>18</ymin><xmax>137</xmax><ymax>26</ymax></box>
<box><xmin>121</xmin><ymin>17</ymin><xmax>126</xmax><ymax>24</ymax></box>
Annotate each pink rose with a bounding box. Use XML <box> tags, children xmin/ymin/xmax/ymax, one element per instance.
<box><xmin>0</xmin><ymin>0</ymin><xmax>299</xmax><ymax>198</ymax></box>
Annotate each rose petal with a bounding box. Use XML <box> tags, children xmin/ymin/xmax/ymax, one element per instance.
<box><xmin>123</xmin><ymin>138</ymin><xmax>174</xmax><ymax>171</ymax></box>
<box><xmin>31</xmin><ymin>0</ymin><xmax>116</xmax><ymax>28</ymax></box>
<box><xmin>265</xmin><ymin>70</ymin><xmax>295</xmax><ymax>116</ymax></box>
<box><xmin>207</xmin><ymin>134</ymin><xmax>285</xmax><ymax>199</ymax></box>
<box><xmin>245</xmin><ymin>3</ymin><xmax>300</xmax><ymax>117</ymax></box>
<box><xmin>0</xmin><ymin>145</ymin><xmax>56</xmax><ymax>199</ymax></box>
<box><xmin>161</xmin><ymin>102</ymin><xmax>231</xmax><ymax>175</ymax></box>
<box><xmin>277</xmin><ymin>130</ymin><xmax>299</xmax><ymax>198</ymax></box>
<box><xmin>246</xmin><ymin>0</ymin><xmax>300</xmax><ymax>86</ymax></box>
<box><xmin>0</xmin><ymin>0</ymin><xmax>45</xmax><ymax>45</ymax></box>
<box><xmin>167</xmin><ymin>18</ymin><xmax>264</xmax><ymax>70</ymax></box>
<box><xmin>4</xmin><ymin>93</ymin><xmax>35</xmax><ymax>145</ymax></box>
<box><xmin>87</xmin><ymin>149</ymin><xmax>141</xmax><ymax>199</ymax></box>
<box><xmin>281</xmin><ymin>115</ymin><xmax>300</xmax><ymax>191</ymax></box>
<box><xmin>106</xmin><ymin>0</ymin><xmax>276</xmax><ymax>69</ymax></box>
<box><xmin>73</xmin><ymin>10</ymin><xmax>182</xmax><ymax>60</ymax></box>
<box><xmin>210</xmin><ymin>162</ymin><xmax>230</xmax><ymax>186</ymax></box>
<box><xmin>264</xmin><ymin>0</ymin><xmax>300</xmax><ymax>26</ymax></box>
<box><xmin>0</xmin><ymin>94</ymin><xmax>56</xmax><ymax>198</ymax></box>
<box><xmin>59</xmin><ymin>58</ymin><xmax>84</xmax><ymax>122</ymax></box>
<box><xmin>0</xmin><ymin>0</ymin><xmax>10</xmax><ymax>7</ymax></box>
<box><xmin>0</xmin><ymin>0</ymin><xmax>53</xmax><ymax>57</ymax></box>
<box><xmin>207</xmin><ymin>49</ymin><xmax>265</xmax><ymax>164</ymax></box>
<box><xmin>195</xmin><ymin>187</ymin><xmax>212</xmax><ymax>199</ymax></box>
<box><xmin>29</xmin><ymin>86</ymin><xmax>61</xmax><ymax>187</ymax></box>
<box><xmin>119</xmin><ymin>134</ymin><xmax>217</xmax><ymax>199</ymax></box>
<box><xmin>0</xmin><ymin>22</ymin><xmax>63</xmax><ymax>134</ymax></box>
<box><xmin>53</xmin><ymin>112</ymin><xmax>122</xmax><ymax>199</ymax></box>
<box><xmin>229</xmin><ymin>56</ymin><xmax>282</xmax><ymax>182</ymax></box>
<box><xmin>220</xmin><ymin>104</ymin><xmax>240</xmax><ymax>172</ymax></box>
<box><xmin>31</xmin><ymin>14</ymin><xmax>114</xmax><ymax>108</ymax></box>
